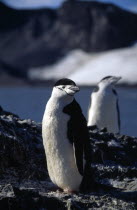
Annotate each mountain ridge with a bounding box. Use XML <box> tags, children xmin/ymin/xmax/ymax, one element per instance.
<box><xmin>0</xmin><ymin>1</ymin><xmax>137</xmax><ymax>78</ymax></box>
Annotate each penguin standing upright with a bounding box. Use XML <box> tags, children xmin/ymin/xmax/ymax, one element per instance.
<box><xmin>88</xmin><ymin>76</ymin><xmax>121</xmax><ymax>133</ymax></box>
<box><xmin>42</xmin><ymin>78</ymin><xmax>90</xmax><ymax>193</ymax></box>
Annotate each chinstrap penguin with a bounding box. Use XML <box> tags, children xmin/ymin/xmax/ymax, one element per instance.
<box><xmin>42</xmin><ymin>78</ymin><xmax>91</xmax><ymax>193</ymax></box>
<box><xmin>88</xmin><ymin>76</ymin><xmax>121</xmax><ymax>134</ymax></box>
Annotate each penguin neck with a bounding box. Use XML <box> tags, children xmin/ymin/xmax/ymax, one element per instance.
<box><xmin>99</xmin><ymin>83</ymin><xmax>114</xmax><ymax>92</ymax></box>
<box><xmin>51</xmin><ymin>90</ymin><xmax>74</xmax><ymax>108</ymax></box>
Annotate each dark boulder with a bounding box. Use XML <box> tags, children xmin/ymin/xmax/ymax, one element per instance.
<box><xmin>0</xmin><ymin>107</ymin><xmax>47</xmax><ymax>180</ymax></box>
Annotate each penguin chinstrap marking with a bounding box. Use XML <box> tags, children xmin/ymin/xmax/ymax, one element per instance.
<box><xmin>42</xmin><ymin>78</ymin><xmax>90</xmax><ymax>193</ymax></box>
<box><xmin>88</xmin><ymin>76</ymin><xmax>121</xmax><ymax>134</ymax></box>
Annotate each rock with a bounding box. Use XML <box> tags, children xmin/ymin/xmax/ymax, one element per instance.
<box><xmin>0</xmin><ymin>106</ymin><xmax>137</xmax><ymax>209</ymax></box>
<box><xmin>0</xmin><ymin>107</ymin><xmax>47</xmax><ymax>180</ymax></box>
<box><xmin>0</xmin><ymin>1</ymin><xmax>137</xmax><ymax>78</ymax></box>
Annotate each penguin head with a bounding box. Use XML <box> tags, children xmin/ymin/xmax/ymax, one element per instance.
<box><xmin>53</xmin><ymin>78</ymin><xmax>80</xmax><ymax>98</ymax></box>
<box><xmin>99</xmin><ymin>76</ymin><xmax>121</xmax><ymax>88</ymax></box>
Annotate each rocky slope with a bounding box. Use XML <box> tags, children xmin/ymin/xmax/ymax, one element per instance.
<box><xmin>0</xmin><ymin>106</ymin><xmax>137</xmax><ymax>209</ymax></box>
<box><xmin>0</xmin><ymin>1</ymin><xmax>137</xmax><ymax>78</ymax></box>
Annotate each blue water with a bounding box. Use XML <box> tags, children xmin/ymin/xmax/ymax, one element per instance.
<box><xmin>0</xmin><ymin>86</ymin><xmax>137</xmax><ymax>137</ymax></box>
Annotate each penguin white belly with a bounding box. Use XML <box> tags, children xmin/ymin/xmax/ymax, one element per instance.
<box><xmin>88</xmin><ymin>92</ymin><xmax>119</xmax><ymax>133</ymax></box>
<box><xmin>42</xmin><ymin>100</ymin><xmax>82</xmax><ymax>192</ymax></box>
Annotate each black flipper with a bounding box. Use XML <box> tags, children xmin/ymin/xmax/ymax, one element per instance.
<box><xmin>63</xmin><ymin>99</ymin><xmax>91</xmax><ymax>176</ymax></box>
<box><xmin>112</xmin><ymin>89</ymin><xmax>121</xmax><ymax>133</ymax></box>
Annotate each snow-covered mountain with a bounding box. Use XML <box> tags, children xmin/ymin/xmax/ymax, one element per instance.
<box><xmin>28</xmin><ymin>50</ymin><xmax>91</xmax><ymax>81</ymax></box>
<box><xmin>70</xmin><ymin>44</ymin><xmax>137</xmax><ymax>85</ymax></box>
<box><xmin>29</xmin><ymin>44</ymin><xmax>137</xmax><ymax>86</ymax></box>
<box><xmin>0</xmin><ymin>0</ymin><xmax>137</xmax><ymax>82</ymax></box>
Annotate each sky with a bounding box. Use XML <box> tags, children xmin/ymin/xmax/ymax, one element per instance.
<box><xmin>0</xmin><ymin>0</ymin><xmax>65</xmax><ymax>9</ymax></box>
<box><xmin>94</xmin><ymin>0</ymin><xmax>137</xmax><ymax>13</ymax></box>
<box><xmin>0</xmin><ymin>0</ymin><xmax>137</xmax><ymax>13</ymax></box>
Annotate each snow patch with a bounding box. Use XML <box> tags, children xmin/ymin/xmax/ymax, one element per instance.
<box><xmin>28</xmin><ymin>50</ymin><xmax>91</xmax><ymax>80</ymax></box>
<box><xmin>69</xmin><ymin>45</ymin><xmax>137</xmax><ymax>85</ymax></box>
<box><xmin>29</xmin><ymin>45</ymin><xmax>137</xmax><ymax>86</ymax></box>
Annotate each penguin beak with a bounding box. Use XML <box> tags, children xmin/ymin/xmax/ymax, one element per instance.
<box><xmin>116</xmin><ymin>76</ymin><xmax>122</xmax><ymax>81</ymax></box>
<box><xmin>112</xmin><ymin>76</ymin><xmax>122</xmax><ymax>84</ymax></box>
<box><xmin>68</xmin><ymin>86</ymin><xmax>80</xmax><ymax>93</ymax></box>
